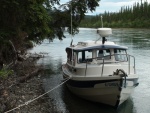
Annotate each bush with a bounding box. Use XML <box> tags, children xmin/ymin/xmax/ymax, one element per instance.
<box><xmin>0</xmin><ymin>65</ymin><xmax>14</xmax><ymax>79</ymax></box>
<box><xmin>24</xmin><ymin>41</ymin><xmax>34</xmax><ymax>49</ymax></box>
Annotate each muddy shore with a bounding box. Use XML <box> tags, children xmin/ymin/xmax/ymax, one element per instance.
<box><xmin>0</xmin><ymin>54</ymin><xmax>53</xmax><ymax>113</ymax></box>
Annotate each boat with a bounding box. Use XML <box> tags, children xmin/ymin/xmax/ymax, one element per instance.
<box><xmin>62</xmin><ymin>28</ymin><xmax>139</xmax><ymax>108</ymax></box>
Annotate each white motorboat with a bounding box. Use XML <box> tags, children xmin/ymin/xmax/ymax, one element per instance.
<box><xmin>62</xmin><ymin>28</ymin><xmax>139</xmax><ymax>108</ymax></box>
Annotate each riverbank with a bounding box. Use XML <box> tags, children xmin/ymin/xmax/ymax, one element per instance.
<box><xmin>0</xmin><ymin>54</ymin><xmax>52</xmax><ymax>113</ymax></box>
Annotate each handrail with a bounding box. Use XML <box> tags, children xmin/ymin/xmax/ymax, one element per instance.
<box><xmin>85</xmin><ymin>60</ymin><xmax>88</xmax><ymax>76</ymax></box>
<box><xmin>84</xmin><ymin>54</ymin><xmax>135</xmax><ymax>76</ymax></box>
<box><xmin>128</xmin><ymin>55</ymin><xmax>136</xmax><ymax>74</ymax></box>
<box><xmin>129</xmin><ymin>55</ymin><xmax>130</xmax><ymax>74</ymax></box>
<box><xmin>85</xmin><ymin>53</ymin><xmax>128</xmax><ymax>64</ymax></box>
<box><xmin>101</xmin><ymin>58</ymin><xmax>104</xmax><ymax>76</ymax></box>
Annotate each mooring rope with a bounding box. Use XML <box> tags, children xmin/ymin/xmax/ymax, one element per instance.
<box><xmin>4</xmin><ymin>77</ymin><xmax>71</xmax><ymax>113</ymax></box>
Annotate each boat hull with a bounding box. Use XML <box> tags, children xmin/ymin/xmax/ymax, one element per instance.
<box><xmin>65</xmin><ymin>77</ymin><xmax>138</xmax><ymax>108</ymax></box>
<box><xmin>66</xmin><ymin>83</ymin><xmax>120</xmax><ymax>107</ymax></box>
<box><xmin>62</xmin><ymin>64</ymin><xmax>138</xmax><ymax>108</ymax></box>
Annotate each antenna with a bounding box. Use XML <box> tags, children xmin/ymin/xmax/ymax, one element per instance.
<box><xmin>71</xmin><ymin>2</ymin><xmax>73</xmax><ymax>37</ymax></box>
<box><xmin>95</xmin><ymin>16</ymin><xmax>103</xmax><ymax>44</ymax></box>
<box><xmin>70</xmin><ymin>1</ymin><xmax>73</xmax><ymax>46</ymax></box>
<box><xmin>101</xmin><ymin>16</ymin><xmax>103</xmax><ymax>28</ymax></box>
<box><xmin>70</xmin><ymin>1</ymin><xmax>74</xmax><ymax>70</ymax></box>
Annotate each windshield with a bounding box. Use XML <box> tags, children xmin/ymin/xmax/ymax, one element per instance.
<box><xmin>97</xmin><ymin>49</ymin><xmax>111</xmax><ymax>60</ymax></box>
<box><xmin>114</xmin><ymin>49</ymin><xmax>127</xmax><ymax>61</ymax></box>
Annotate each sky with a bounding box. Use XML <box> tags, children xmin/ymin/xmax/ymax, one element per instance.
<box><xmin>60</xmin><ymin>0</ymin><xmax>150</xmax><ymax>15</ymax></box>
<box><xmin>93</xmin><ymin>0</ymin><xmax>150</xmax><ymax>15</ymax></box>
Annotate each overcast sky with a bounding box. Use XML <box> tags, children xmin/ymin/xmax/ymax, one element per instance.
<box><xmin>93</xmin><ymin>0</ymin><xmax>150</xmax><ymax>15</ymax></box>
<box><xmin>60</xmin><ymin>0</ymin><xmax>150</xmax><ymax>15</ymax></box>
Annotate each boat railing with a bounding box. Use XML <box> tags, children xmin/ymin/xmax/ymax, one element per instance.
<box><xmin>85</xmin><ymin>54</ymin><xmax>135</xmax><ymax>76</ymax></box>
<box><xmin>128</xmin><ymin>55</ymin><xmax>136</xmax><ymax>74</ymax></box>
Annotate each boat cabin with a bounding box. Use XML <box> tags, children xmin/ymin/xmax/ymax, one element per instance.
<box><xmin>66</xmin><ymin>41</ymin><xmax>128</xmax><ymax>66</ymax></box>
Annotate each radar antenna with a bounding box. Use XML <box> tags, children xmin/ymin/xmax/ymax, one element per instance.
<box><xmin>95</xmin><ymin>16</ymin><xmax>112</xmax><ymax>44</ymax></box>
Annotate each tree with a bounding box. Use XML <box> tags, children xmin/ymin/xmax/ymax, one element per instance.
<box><xmin>0</xmin><ymin>0</ymin><xmax>100</xmax><ymax>63</ymax></box>
<box><xmin>80</xmin><ymin>1</ymin><xmax>150</xmax><ymax>28</ymax></box>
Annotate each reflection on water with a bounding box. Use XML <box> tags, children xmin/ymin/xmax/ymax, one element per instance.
<box><xmin>29</xmin><ymin>28</ymin><xmax>150</xmax><ymax>113</ymax></box>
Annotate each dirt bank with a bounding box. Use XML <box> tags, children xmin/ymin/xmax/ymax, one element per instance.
<box><xmin>0</xmin><ymin>54</ymin><xmax>52</xmax><ymax>113</ymax></box>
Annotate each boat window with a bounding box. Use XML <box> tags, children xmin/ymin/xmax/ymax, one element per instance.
<box><xmin>114</xmin><ymin>49</ymin><xmax>127</xmax><ymax>61</ymax></box>
<box><xmin>78</xmin><ymin>50</ymin><xmax>93</xmax><ymax>63</ymax></box>
<box><xmin>97</xmin><ymin>49</ymin><xmax>111</xmax><ymax>60</ymax></box>
<box><xmin>66</xmin><ymin>48</ymin><xmax>72</xmax><ymax>61</ymax></box>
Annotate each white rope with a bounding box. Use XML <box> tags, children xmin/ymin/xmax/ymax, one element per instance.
<box><xmin>4</xmin><ymin>77</ymin><xmax>71</xmax><ymax>113</ymax></box>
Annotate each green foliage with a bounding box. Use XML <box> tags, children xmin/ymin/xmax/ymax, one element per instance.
<box><xmin>0</xmin><ymin>0</ymin><xmax>100</xmax><ymax>63</ymax></box>
<box><xmin>0</xmin><ymin>65</ymin><xmax>14</xmax><ymax>79</ymax></box>
<box><xmin>0</xmin><ymin>0</ymin><xmax>51</xmax><ymax>48</ymax></box>
<box><xmin>80</xmin><ymin>1</ymin><xmax>150</xmax><ymax>28</ymax></box>
<box><xmin>0</xmin><ymin>0</ymin><xmax>100</xmax><ymax>43</ymax></box>
<box><xmin>24</xmin><ymin>41</ymin><xmax>34</xmax><ymax>49</ymax></box>
<box><xmin>48</xmin><ymin>0</ymin><xmax>100</xmax><ymax>40</ymax></box>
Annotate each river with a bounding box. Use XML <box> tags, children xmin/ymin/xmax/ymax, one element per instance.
<box><xmin>29</xmin><ymin>28</ymin><xmax>150</xmax><ymax>113</ymax></box>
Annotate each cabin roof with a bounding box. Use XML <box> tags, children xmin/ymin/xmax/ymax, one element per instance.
<box><xmin>67</xmin><ymin>40</ymin><xmax>128</xmax><ymax>51</ymax></box>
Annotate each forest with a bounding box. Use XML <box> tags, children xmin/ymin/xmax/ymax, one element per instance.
<box><xmin>80</xmin><ymin>0</ymin><xmax>150</xmax><ymax>28</ymax></box>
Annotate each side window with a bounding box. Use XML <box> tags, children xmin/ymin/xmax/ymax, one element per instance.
<box><xmin>114</xmin><ymin>49</ymin><xmax>127</xmax><ymax>61</ymax></box>
<box><xmin>66</xmin><ymin>48</ymin><xmax>72</xmax><ymax>61</ymax></box>
<box><xmin>78</xmin><ymin>51</ymin><xmax>92</xmax><ymax>63</ymax></box>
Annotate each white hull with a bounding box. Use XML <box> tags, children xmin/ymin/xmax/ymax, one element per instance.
<box><xmin>62</xmin><ymin>65</ymin><xmax>138</xmax><ymax>107</ymax></box>
<box><xmin>67</xmin><ymin>84</ymin><xmax>120</xmax><ymax>106</ymax></box>
<box><xmin>66</xmin><ymin>78</ymin><xmax>136</xmax><ymax>107</ymax></box>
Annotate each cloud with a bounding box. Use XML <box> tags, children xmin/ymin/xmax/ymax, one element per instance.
<box><xmin>90</xmin><ymin>0</ymin><xmax>150</xmax><ymax>14</ymax></box>
<box><xmin>60</xmin><ymin>0</ymin><xmax>150</xmax><ymax>15</ymax></box>
<box><xmin>96</xmin><ymin>1</ymin><xmax>133</xmax><ymax>13</ymax></box>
